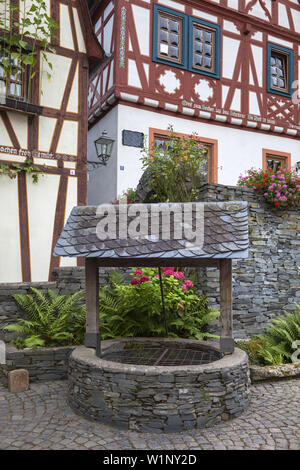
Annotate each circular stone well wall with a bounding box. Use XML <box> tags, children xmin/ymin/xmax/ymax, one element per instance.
<box><xmin>68</xmin><ymin>338</ymin><xmax>250</xmax><ymax>433</ymax></box>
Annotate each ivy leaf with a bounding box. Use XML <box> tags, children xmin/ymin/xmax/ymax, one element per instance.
<box><xmin>18</xmin><ymin>40</ymin><xmax>28</xmax><ymax>49</ymax></box>
<box><xmin>22</xmin><ymin>55</ymin><xmax>35</xmax><ymax>66</ymax></box>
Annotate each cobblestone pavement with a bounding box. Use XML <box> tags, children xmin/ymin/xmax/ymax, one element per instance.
<box><xmin>0</xmin><ymin>379</ymin><xmax>299</xmax><ymax>450</ymax></box>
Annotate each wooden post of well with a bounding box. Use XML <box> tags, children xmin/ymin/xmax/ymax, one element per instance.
<box><xmin>84</xmin><ymin>258</ymin><xmax>101</xmax><ymax>357</ymax></box>
<box><xmin>219</xmin><ymin>259</ymin><xmax>234</xmax><ymax>354</ymax></box>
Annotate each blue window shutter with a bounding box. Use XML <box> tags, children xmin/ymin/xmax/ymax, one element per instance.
<box><xmin>188</xmin><ymin>16</ymin><xmax>221</xmax><ymax>79</ymax></box>
<box><xmin>267</xmin><ymin>42</ymin><xmax>294</xmax><ymax>98</ymax></box>
<box><xmin>152</xmin><ymin>4</ymin><xmax>188</xmax><ymax>70</ymax></box>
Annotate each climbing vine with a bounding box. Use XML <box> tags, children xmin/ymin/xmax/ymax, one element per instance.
<box><xmin>0</xmin><ymin>158</ymin><xmax>45</xmax><ymax>183</ymax></box>
<box><xmin>0</xmin><ymin>0</ymin><xmax>58</xmax><ymax>101</ymax></box>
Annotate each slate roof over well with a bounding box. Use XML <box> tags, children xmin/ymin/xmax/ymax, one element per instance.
<box><xmin>53</xmin><ymin>202</ymin><xmax>249</xmax><ymax>260</ymax></box>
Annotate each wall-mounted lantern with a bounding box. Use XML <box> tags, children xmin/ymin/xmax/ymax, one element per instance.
<box><xmin>87</xmin><ymin>131</ymin><xmax>114</xmax><ymax>170</ymax></box>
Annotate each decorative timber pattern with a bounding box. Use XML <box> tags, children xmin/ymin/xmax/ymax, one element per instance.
<box><xmin>88</xmin><ymin>0</ymin><xmax>300</xmax><ymax>138</ymax></box>
<box><xmin>0</xmin><ymin>0</ymin><xmax>103</xmax><ymax>283</ymax></box>
<box><xmin>54</xmin><ymin>202</ymin><xmax>249</xmax><ymax>262</ymax></box>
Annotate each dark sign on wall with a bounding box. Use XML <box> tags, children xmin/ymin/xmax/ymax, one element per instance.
<box><xmin>122</xmin><ymin>130</ymin><xmax>144</xmax><ymax>148</ymax></box>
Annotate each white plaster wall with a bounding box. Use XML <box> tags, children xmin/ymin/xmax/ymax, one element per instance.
<box><xmin>27</xmin><ymin>174</ymin><xmax>60</xmax><ymax>282</ymax></box>
<box><xmin>87</xmin><ymin>107</ymin><xmax>118</xmax><ymax>205</ymax></box>
<box><xmin>60</xmin><ymin>3</ymin><xmax>74</xmax><ymax>50</ymax></box>
<box><xmin>40</xmin><ymin>53</ymin><xmax>72</xmax><ymax>109</ymax></box>
<box><xmin>115</xmin><ymin>104</ymin><xmax>300</xmax><ymax>194</ymax></box>
<box><xmin>0</xmin><ymin>177</ymin><xmax>22</xmax><ymax>282</ymax></box>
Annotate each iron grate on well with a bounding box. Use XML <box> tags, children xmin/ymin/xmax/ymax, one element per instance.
<box><xmin>102</xmin><ymin>346</ymin><xmax>220</xmax><ymax>366</ymax></box>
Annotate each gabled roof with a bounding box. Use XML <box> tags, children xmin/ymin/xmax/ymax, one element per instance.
<box><xmin>54</xmin><ymin>202</ymin><xmax>249</xmax><ymax>260</ymax></box>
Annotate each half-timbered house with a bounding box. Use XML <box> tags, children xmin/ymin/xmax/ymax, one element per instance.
<box><xmin>0</xmin><ymin>0</ymin><xmax>103</xmax><ymax>282</ymax></box>
<box><xmin>87</xmin><ymin>0</ymin><xmax>300</xmax><ymax>204</ymax></box>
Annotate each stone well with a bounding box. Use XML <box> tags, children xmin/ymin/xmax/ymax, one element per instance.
<box><xmin>68</xmin><ymin>338</ymin><xmax>250</xmax><ymax>433</ymax></box>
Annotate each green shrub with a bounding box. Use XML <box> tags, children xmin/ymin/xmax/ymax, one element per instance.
<box><xmin>141</xmin><ymin>126</ymin><xmax>208</xmax><ymax>202</ymax></box>
<box><xmin>237</xmin><ymin>337</ymin><xmax>266</xmax><ymax>366</ymax></box>
<box><xmin>95</xmin><ymin>268</ymin><xmax>220</xmax><ymax>341</ymax></box>
<box><xmin>5</xmin><ymin>288</ymin><xmax>85</xmax><ymax>349</ymax></box>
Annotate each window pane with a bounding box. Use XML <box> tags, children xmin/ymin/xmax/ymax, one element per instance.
<box><xmin>195</xmin><ymin>29</ymin><xmax>203</xmax><ymax>41</ymax></box>
<box><xmin>203</xmin><ymin>57</ymin><xmax>212</xmax><ymax>68</ymax></box>
<box><xmin>195</xmin><ymin>41</ymin><xmax>202</xmax><ymax>53</ymax></box>
<box><xmin>160</xmin><ymin>17</ymin><xmax>168</xmax><ymax>30</ymax></box>
<box><xmin>160</xmin><ymin>43</ymin><xmax>169</xmax><ymax>55</ymax></box>
<box><xmin>170</xmin><ymin>33</ymin><xmax>179</xmax><ymax>45</ymax></box>
<box><xmin>160</xmin><ymin>30</ymin><xmax>168</xmax><ymax>43</ymax></box>
<box><xmin>170</xmin><ymin>46</ymin><xmax>179</xmax><ymax>59</ymax></box>
<box><xmin>15</xmin><ymin>83</ymin><xmax>22</xmax><ymax>97</ymax></box>
<box><xmin>195</xmin><ymin>54</ymin><xmax>202</xmax><ymax>66</ymax></box>
<box><xmin>204</xmin><ymin>44</ymin><xmax>212</xmax><ymax>56</ymax></box>
<box><xmin>204</xmin><ymin>31</ymin><xmax>212</xmax><ymax>43</ymax></box>
<box><xmin>169</xmin><ymin>20</ymin><xmax>179</xmax><ymax>33</ymax></box>
<box><xmin>270</xmin><ymin>66</ymin><xmax>277</xmax><ymax>75</ymax></box>
<box><xmin>10</xmin><ymin>82</ymin><xmax>16</xmax><ymax>96</ymax></box>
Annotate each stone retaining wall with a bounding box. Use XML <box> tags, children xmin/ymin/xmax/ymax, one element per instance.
<box><xmin>196</xmin><ymin>184</ymin><xmax>300</xmax><ymax>338</ymax></box>
<box><xmin>68</xmin><ymin>339</ymin><xmax>250</xmax><ymax>432</ymax></box>
<box><xmin>0</xmin><ymin>345</ymin><xmax>75</xmax><ymax>385</ymax></box>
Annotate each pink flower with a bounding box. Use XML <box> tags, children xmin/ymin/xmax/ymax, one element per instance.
<box><xmin>173</xmin><ymin>271</ymin><xmax>185</xmax><ymax>281</ymax></box>
<box><xmin>131</xmin><ymin>278</ymin><xmax>141</xmax><ymax>285</ymax></box>
<box><xmin>139</xmin><ymin>275</ymin><xmax>150</xmax><ymax>283</ymax></box>
<box><xmin>163</xmin><ymin>269</ymin><xmax>176</xmax><ymax>277</ymax></box>
<box><xmin>178</xmin><ymin>302</ymin><xmax>185</xmax><ymax>311</ymax></box>
<box><xmin>183</xmin><ymin>280</ymin><xmax>194</xmax><ymax>289</ymax></box>
<box><xmin>134</xmin><ymin>269</ymin><xmax>143</xmax><ymax>276</ymax></box>
<box><xmin>162</xmin><ymin>267</ymin><xmax>174</xmax><ymax>271</ymax></box>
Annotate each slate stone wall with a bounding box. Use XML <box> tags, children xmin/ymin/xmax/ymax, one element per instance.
<box><xmin>68</xmin><ymin>340</ymin><xmax>250</xmax><ymax>433</ymax></box>
<box><xmin>0</xmin><ymin>345</ymin><xmax>75</xmax><ymax>385</ymax></box>
<box><xmin>196</xmin><ymin>184</ymin><xmax>300</xmax><ymax>338</ymax></box>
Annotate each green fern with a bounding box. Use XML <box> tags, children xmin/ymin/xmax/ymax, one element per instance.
<box><xmin>5</xmin><ymin>288</ymin><xmax>85</xmax><ymax>349</ymax></box>
<box><xmin>238</xmin><ymin>304</ymin><xmax>300</xmax><ymax>366</ymax></box>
